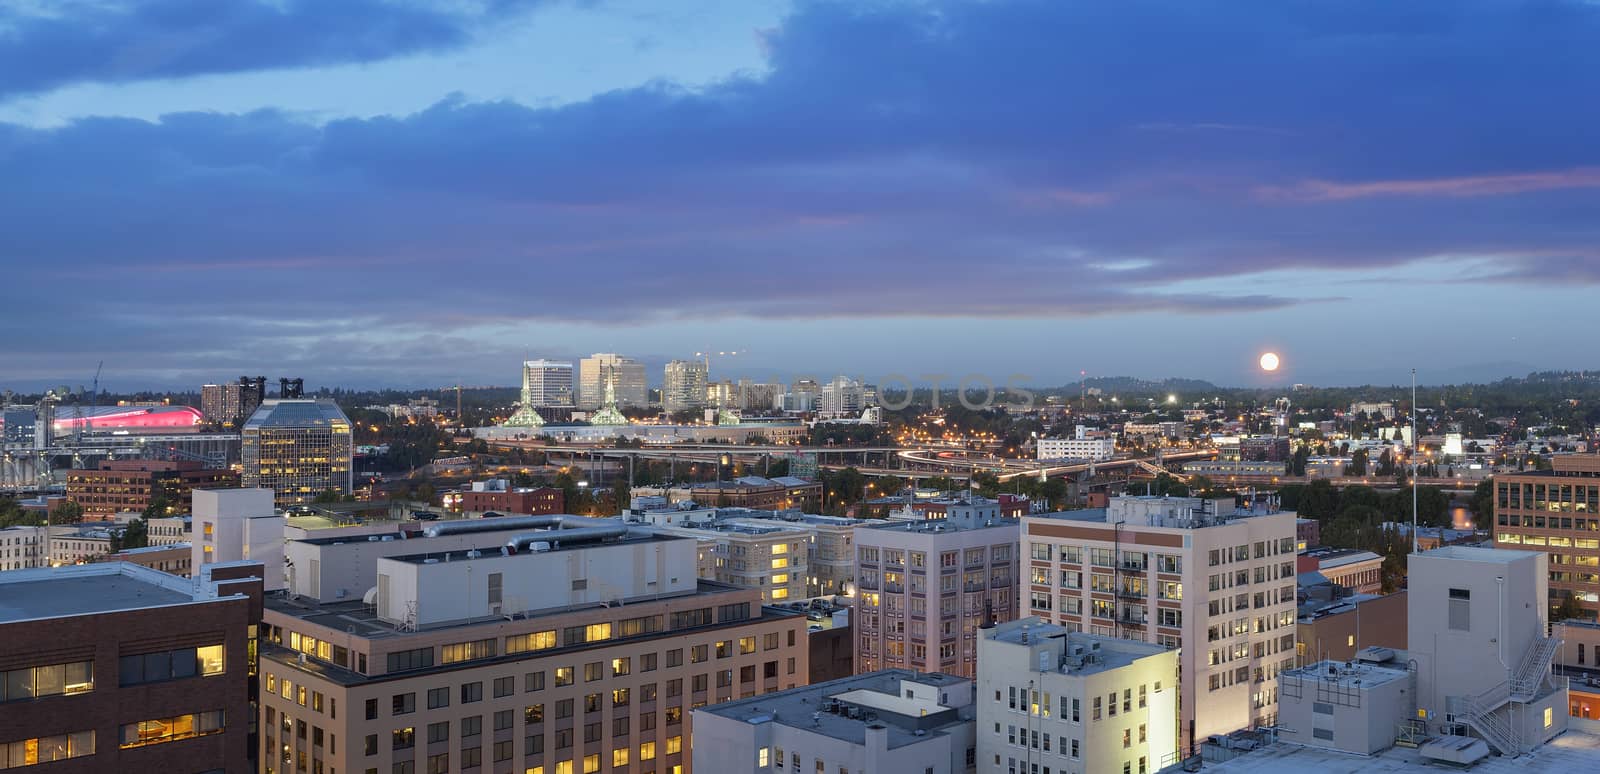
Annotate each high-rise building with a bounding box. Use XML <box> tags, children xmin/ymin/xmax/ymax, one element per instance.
<box><xmin>854</xmin><ymin>499</ymin><xmax>1020</xmax><ymax>679</ymax></box>
<box><xmin>201</xmin><ymin>377</ymin><xmax>266</xmax><ymax>426</ymax></box>
<box><xmin>0</xmin><ymin>560</ymin><xmax>263</xmax><ymax>773</ymax></box>
<box><xmin>693</xmin><ymin>670</ymin><xmax>976</xmax><ymax>774</ymax></box>
<box><xmin>240</xmin><ymin>399</ymin><xmax>353</xmax><ymax>506</ymax></box>
<box><xmin>818</xmin><ymin>376</ymin><xmax>868</xmax><ymax>415</ymax></box>
<box><xmin>977</xmin><ymin>617</ymin><xmax>1180</xmax><ymax>774</ymax></box>
<box><xmin>663</xmin><ymin>359</ymin><xmax>709</xmax><ymax>413</ymax></box>
<box><xmin>577</xmin><ymin>354</ymin><xmax>647</xmax><ymax>410</ymax></box>
<box><xmin>521</xmin><ymin>360</ymin><xmax>574</xmax><ymax>407</ymax></box>
<box><xmin>1020</xmin><ymin>496</ymin><xmax>1297</xmax><ymax>753</ymax></box>
<box><xmin>259</xmin><ymin>519</ymin><xmax>809</xmax><ymax>774</ymax></box>
<box><xmin>63</xmin><ymin>459</ymin><xmax>238</xmax><ymax>519</ymax></box>
<box><xmin>1492</xmin><ymin>453</ymin><xmax>1600</xmax><ymax>619</ymax></box>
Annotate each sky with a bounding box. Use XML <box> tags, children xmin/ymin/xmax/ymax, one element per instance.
<box><xmin>2</xmin><ymin>0</ymin><xmax>1598</xmax><ymax>394</ymax></box>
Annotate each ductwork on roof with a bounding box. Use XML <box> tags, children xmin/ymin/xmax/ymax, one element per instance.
<box><xmin>504</xmin><ymin>523</ymin><xmax>630</xmax><ymax>555</ymax></box>
<box><xmin>421</xmin><ymin>514</ymin><xmax>607</xmax><ymax>539</ymax></box>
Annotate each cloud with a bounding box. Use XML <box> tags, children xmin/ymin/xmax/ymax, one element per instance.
<box><xmin>2</xmin><ymin>0</ymin><xmax>1599</xmax><ymax>386</ymax></box>
<box><xmin>0</xmin><ymin>0</ymin><xmax>543</xmax><ymax>98</ymax></box>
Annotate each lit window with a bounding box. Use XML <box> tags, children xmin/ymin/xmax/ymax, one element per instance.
<box><xmin>1545</xmin><ymin>707</ymin><xmax>1554</xmax><ymax>729</ymax></box>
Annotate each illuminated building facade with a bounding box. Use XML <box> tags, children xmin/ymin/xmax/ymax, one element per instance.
<box><xmin>241</xmin><ymin>400</ymin><xmax>353</xmax><ymax>506</ymax></box>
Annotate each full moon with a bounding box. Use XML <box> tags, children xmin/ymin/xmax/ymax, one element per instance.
<box><xmin>1260</xmin><ymin>352</ymin><xmax>1281</xmax><ymax>371</ymax></box>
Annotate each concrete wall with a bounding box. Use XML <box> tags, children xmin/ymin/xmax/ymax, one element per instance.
<box><xmin>192</xmin><ymin>488</ymin><xmax>282</xmax><ymax>589</ymax></box>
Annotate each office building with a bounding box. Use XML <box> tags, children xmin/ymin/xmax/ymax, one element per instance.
<box><xmin>1021</xmin><ymin>496</ymin><xmax>1297</xmax><ymax>752</ymax></box>
<box><xmin>522</xmin><ymin>360</ymin><xmax>574</xmax><ymax>407</ymax></box>
<box><xmin>662</xmin><ymin>360</ymin><xmax>710</xmax><ymax>413</ymax></box>
<box><xmin>0</xmin><ymin>561</ymin><xmax>263</xmax><ymax>773</ymax></box>
<box><xmin>1492</xmin><ymin>453</ymin><xmax>1600</xmax><ymax>619</ymax></box>
<box><xmin>241</xmin><ymin>399</ymin><xmax>354</xmax><ymax>506</ymax></box>
<box><xmin>193</xmin><ymin>488</ymin><xmax>286</xmax><ymax>590</ymax></box>
<box><xmin>819</xmin><ymin>376</ymin><xmax>869</xmax><ymax>415</ymax></box>
<box><xmin>1037</xmin><ymin>437</ymin><xmax>1117</xmax><ymax>462</ymax></box>
<box><xmin>258</xmin><ymin>518</ymin><xmax>809</xmax><ymax>774</ymax></box>
<box><xmin>693</xmin><ymin>669</ymin><xmax>976</xmax><ymax>774</ymax></box>
<box><xmin>577</xmin><ymin>354</ymin><xmax>647</xmax><ymax>410</ymax></box>
<box><xmin>63</xmin><ymin>459</ymin><xmax>237</xmax><ymax>520</ymax></box>
<box><xmin>855</xmin><ymin>500</ymin><xmax>1020</xmax><ymax>679</ymax></box>
<box><xmin>642</xmin><ymin>476</ymin><xmax>822</xmax><ymax>512</ymax></box>
<box><xmin>626</xmin><ymin>503</ymin><xmax>863</xmax><ymax>598</ymax></box>
<box><xmin>977</xmin><ymin>618</ymin><xmax>1179</xmax><ymax>774</ymax></box>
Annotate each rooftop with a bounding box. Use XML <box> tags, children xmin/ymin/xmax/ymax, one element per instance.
<box><xmin>1206</xmin><ymin>729</ymin><xmax>1600</xmax><ymax>773</ymax></box>
<box><xmin>1306</xmin><ymin>548</ymin><xmax>1383</xmax><ymax>568</ymax></box>
<box><xmin>243</xmin><ymin>399</ymin><xmax>351</xmax><ymax>430</ymax></box>
<box><xmin>0</xmin><ymin>562</ymin><xmax>202</xmax><ymax>623</ymax></box>
<box><xmin>383</xmin><ymin>530</ymin><xmax>679</xmax><ymax>564</ymax></box>
<box><xmin>1280</xmin><ymin>659</ymin><xmax>1410</xmax><ymax>690</ymax></box>
<box><xmin>1417</xmin><ymin>544</ymin><xmax>1534</xmax><ymax>564</ymax></box>
<box><xmin>986</xmin><ymin>619</ymin><xmax>1170</xmax><ymax>675</ymax></box>
<box><xmin>696</xmin><ymin>669</ymin><xmax>972</xmax><ymax>748</ymax></box>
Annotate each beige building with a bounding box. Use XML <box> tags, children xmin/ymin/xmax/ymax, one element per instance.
<box><xmin>147</xmin><ymin>515</ymin><xmax>192</xmax><ymax>546</ymax></box>
<box><xmin>626</xmin><ymin>504</ymin><xmax>863</xmax><ymax>599</ymax></box>
<box><xmin>0</xmin><ymin>524</ymin><xmax>47</xmax><ymax>571</ymax></box>
<box><xmin>977</xmin><ymin>617</ymin><xmax>1179</xmax><ymax>774</ymax></box>
<box><xmin>854</xmin><ymin>500</ymin><xmax>1020</xmax><ymax>679</ymax></box>
<box><xmin>259</xmin><ymin>523</ymin><xmax>809</xmax><ymax>774</ymax></box>
<box><xmin>1021</xmin><ymin>496</ymin><xmax>1297</xmax><ymax>753</ymax></box>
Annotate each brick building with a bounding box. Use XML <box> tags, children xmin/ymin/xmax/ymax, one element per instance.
<box><xmin>64</xmin><ymin>460</ymin><xmax>238</xmax><ymax>520</ymax></box>
<box><xmin>0</xmin><ymin>561</ymin><xmax>263</xmax><ymax>773</ymax></box>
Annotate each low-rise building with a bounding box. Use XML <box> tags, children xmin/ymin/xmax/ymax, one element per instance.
<box><xmin>692</xmin><ymin>669</ymin><xmax>976</xmax><ymax>774</ymax></box>
<box><xmin>977</xmin><ymin>617</ymin><xmax>1179</xmax><ymax>774</ymax></box>
<box><xmin>1277</xmin><ymin>658</ymin><xmax>1411</xmax><ymax>755</ymax></box>
<box><xmin>147</xmin><ymin>515</ymin><xmax>193</xmax><ymax>546</ymax></box>
<box><xmin>1037</xmin><ymin>437</ymin><xmax>1117</xmax><ymax>462</ymax></box>
<box><xmin>63</xmin><ymin>459</ymin><xmax>237</xmax><ymax>520</ymax></box>
<box><xmin>1295</xmin><ymin>586</ymin><xmax>1407</xmax><ymax>666</ymax></box>
<box><xmin>457</xmin><ymin>479</ymin><xmax>564</xmax><ymax>515</ymax></box>
<box><xmin>1297</xmin><ymin>548</ymin><xmax>1384</xmax><ymax>595</ymax></box>
<box><xmin>0</xmin><ymin>524</ymin><xmax>47</xmax><ymax>571</ymax></box>
<box><xmin>0</xmin><ymin>561</ymin><xmax>263</xmax><ymax>773</ymax></box>
<box><xmin>110</xmin><ymin>542</ymin><xmax>194</xmax><ymax>576</ymax></box>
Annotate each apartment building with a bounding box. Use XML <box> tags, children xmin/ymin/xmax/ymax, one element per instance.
<box><xmin>1021</xmin><ymin>496</ymin><xmax>1297</xmax><ymax>752</ymax></box>
<box><xmin>693</xmin><ymin>670</ymin><xmax>976</xmax><ymax>774</ymax></box>
<box><xmin>1492</xmin><ymin>453</ymin><xmax>1600</xmax><ymax>619</ymax></box>
<box><xmin>147</xmin><ymin>515</ymin><xmax>193</xmax><ymax>546</ymax></box>
<box><xmin>258</xmin><ymin>522</ymin><xmax>809</xmax><ymax>774</ymax></box>
<box><xmin>0</xmin><ymin>524</ymin><xmax>47</xmax><ymax>571</ymax></box>
<box><xmin>0</xmin><ymin>561</ymin><xmax>263</xmax><ymax>773</ymax></box>
<box><xmin>977</xmin><ymin>618</ymin><xmax>1179</xmax><ymax>774</ymax></box>
<box><xmin>854</xmin><ymin>500</ymin><xmax>1020</xmax><ymax>679</ymax></box>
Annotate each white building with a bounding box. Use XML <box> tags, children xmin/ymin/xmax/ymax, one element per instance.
<box><xmin>520</xmin><ymin>359</ymin><xmax>573</xmax><ymax>407</ymax></box>
<box><xmin>692</xmin><ymin>669</ymin><xmax>976</xmax><ymax>774</ymax></box>
<box><xmin>820</xmin><ymin>375</ymin><xmax>869</xmax><ymax>415</ymax></box>
<box><xmin>1277</xmin><ymin>656</ymin><xmax>1411</xmax><ymax>755</ymax></box>
<box><xmin>662</xmin><ymin>359</ymin><xmax>710</xmax><ymax>413</ymax></box>
<box><xmin>978</xmin><ymin>617</ymin><xmax>1179</xmax><ymax>774</ymax></box>
<box><xmin>1037</xmin><ymin>437</ymin><xmax>1117</xmax><ymax>462</ymax></box>
<box><xmin>1021</xmin><ymin>496</ymin><xmax>1298</xmax><ymax>753</ymax></box>
<box><xmin>192</xmin><ymin>487</ymin><xmax>285</xmax><ymax>590</ymax></box>
<box><xmin>0</xmin><ymin>525</ymin><xmax>47</xmax><ymax>571</ymax></box>
<box><xmin>1408</xmin><ymin>545</ymin><xmax>1566</xmax><ymax>755</ymax></box>
<box><xmin>577</xmin><ymin>352</ymin><xmax>647</xmax><ymax>409</ymax></box>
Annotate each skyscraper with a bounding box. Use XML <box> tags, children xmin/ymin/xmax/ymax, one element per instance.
<box><xmin>521</xmin><ymin>359</ymin><xmax>574</xmax><ymax>407</ymax></box>
<box><xmin>662</xmin><ymin>359</ymin><xmax>709</xmax><ymax>413</ymax></box>
<box><xmin>240</xmin><ymin>399</ymin><xmax>353</xmax><ymax>505</ymax></box>
<box><xmin>577</xmin><ymin>353</ymin><xmax>647</xmax><ymax>410</ymax></box>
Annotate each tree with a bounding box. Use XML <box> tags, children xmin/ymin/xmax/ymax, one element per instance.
<box><xmin>1470</xmin><ymin>477</ymin><xmax>1496</xmax><ymax>526</ymax></box>
<box><xmin>1553</xmin><ymin>592</ymin><xmax>1586</xmax><ymax>623</ymax></box>
<box><xmin>1289</xmin><ymin>446</ymin><xmax>1311</xmax><ymax>477</ymax></box>
<box><xmin>48</xmin><ymin>501</ymin><xmax>84</xmax><ymax>526</ymax></box>
<box><xmin>112</xmin><ymin>519</ymin><xmax>149</xmax><ymax>552</ymax></box>
<box><xmin>1345</xmin><ymin>449</ymin><xmax>1369</xmax><ymax>477</ymax></box>
<box><xmin>142</xmin><ymin>494</ymin><xmax>173</xmax><ymax>520</ymax></box>
<box><xmin>0</xmin><ymin>497</ymin><xmax>43</xmax><ymax>528</ymax></box>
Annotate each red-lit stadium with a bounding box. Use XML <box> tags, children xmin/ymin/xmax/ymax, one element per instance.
<box><xmin>51</xmin><ymin>405</ymin><xmax>206</xmax><ymax>434</ymax></box>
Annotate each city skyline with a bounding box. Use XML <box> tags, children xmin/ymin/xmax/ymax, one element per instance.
<box><xmin>3</xmin><ymin>0</ymin><xmax>1598</xmax><ymax>388</ymax></box>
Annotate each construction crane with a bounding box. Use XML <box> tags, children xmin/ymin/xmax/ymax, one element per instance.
<box><xmin>74</xmin><ymin>361</ymin><xmax>103</xmax><ymax>446</ymax></box>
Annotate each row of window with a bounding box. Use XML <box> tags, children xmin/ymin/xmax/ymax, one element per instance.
<box><xmin>119</xmin><ymin>710</ymin><xmax>225</xmax><ymax>750</ymax></box>
<box><xmin>118</xmin><ymin>645</ymin><xmax>225</xmax><ymax>686</ymax></box>
<box><xmin>1002</xmin><ymin>683</ymin><xmax>1160</xmax><ymax>720</ymax></box>
<box><xmin>0</xmin><ymin>661</ymin><xmax>94</xmax><ymax>703</ymax></box>
<box><xmin>0</xmin><ymin>731</ymin><xmax>96</xmax><ymax>768</ymax></box>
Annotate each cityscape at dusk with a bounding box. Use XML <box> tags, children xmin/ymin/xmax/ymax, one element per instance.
<box><xmin>4</xmin><ymin>2</ymin><xmax>1600</xmax><ymax>774</ymax></box>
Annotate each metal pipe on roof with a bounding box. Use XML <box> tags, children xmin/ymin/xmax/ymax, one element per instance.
<box><xmin>504</xmin><ymin>524</ymin><xmax>630</xmax><ymax>554</ymax></box>
<box><xmin>421</xmin><ymin>514</ymin><xmax>605</xmax><ymax>538</ymax></box>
